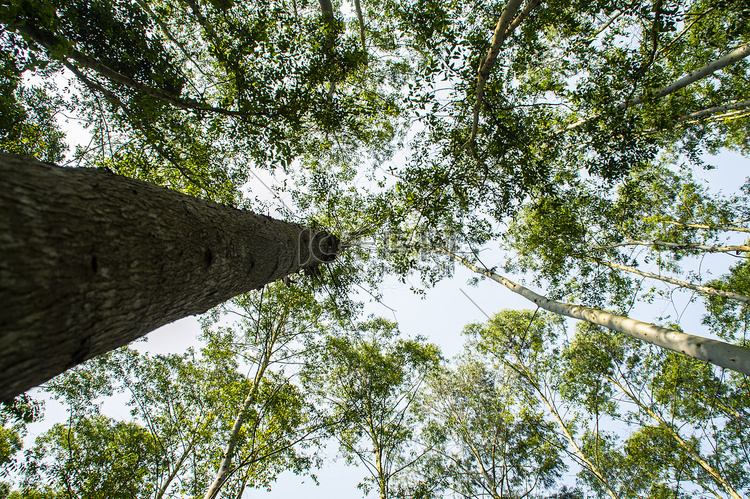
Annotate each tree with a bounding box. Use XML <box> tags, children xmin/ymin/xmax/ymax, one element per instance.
<box><xmin>501</xmin><ymin>161</ymin><xmax>750</xmax><ymax>309</ymax></box>
<box><xmin>14</xmin><ymin>284</ymin><xmax>326</xmax><ymax>498</ymax></box>
<box><xmin>0</xmin><ymin>0</ymin><xmax>403</xmax><ymax>199</ymax></box>
<box><xmin>382</xmin><ymin>0</ymin><xmax>750</xmax><ymax>229</ymax></box>
<box><xmin>0</xmin><ymin>153</ymin><xmax>339</xmax><ymax>401</ymax></box>
<box><xmin>37</xmin><ymin>346</ymin><xmax>223</xmax><ymax>498</ymax></box>
<box><xmin>466</xmin><ymin>309</ymin><xmax>750</xmax><ymax>498</ymax></box>
<box><xmin>363</xmin><ymin>0</ymin><xmax>750</xmax><ymax>381</ymax></box>
<box><xmin>465</xmin><ymin>310</ymin><xmax>621</xmax><ymax>499</ymax></box>
<box><xmin>444</xmin><ymin>248</ymin><xmax>750</xmax><ymax>376</ymax></box>
<box><xmin>418</xmin><ymin>358</ymin><xmax>565</xmax><ymax>499</ymax></box>
<box><xmin>21</xmin><ymin>415</ymin><xmax>162</xmax><ymax>498</ymax></box>
<box><xmin>201</xmin><ymin>284</ymin><xmax>332</xmax><ymax>499</ymax></box>
<box><xmin>302</xmin><ymin>319</ymin><xmax>441</xmax><ymax>499</ymax></box>
<box><xmin>561</xmin><ymin>324</ymin><xmax>750</xmax><ymax>498</ymax></box>
<box><xmin>1</xmin><ymin>395</ymin><xmax>42</xmax><ymax>495</ymax></box>
<box><xmin>1</xmin><ymin>0</ymin><xmax>749</xmax><ymax>493</ymax></box>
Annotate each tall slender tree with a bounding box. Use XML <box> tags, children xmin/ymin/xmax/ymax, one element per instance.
<box><xmin>418</xmin><ymin>357</ymin><xmax>565</xmax><ymax>499</ymax></box>
<box><xmin>302</xmin><ymin>319</ymin><xmax>441</xmax><ymax>499</ymax></box>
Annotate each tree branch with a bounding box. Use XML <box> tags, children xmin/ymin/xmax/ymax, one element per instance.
<box><xmin>567</xmin><ymin>42</ymin><xmax>750</xmax><ymax>130</ymax></box>
<box><xmin>464</xmin><ymin>0</ymin><xmax>535</xmax><ymax>149</ymax></box>
<box><xmin>588</xmin><ymin>257</ymin><xmax>750</xmax><ymax>304</ymax></box>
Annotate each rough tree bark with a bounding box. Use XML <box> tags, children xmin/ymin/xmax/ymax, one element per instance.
<box><xmin>0</xmin><ymin>153</ymin><xmax>339</xmax><ymax>401</ymax></box>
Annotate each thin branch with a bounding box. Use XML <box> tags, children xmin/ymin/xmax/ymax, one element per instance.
<box><xmin>657</xmin><ymin>219</ymin><xmax>750</xmax><ymax>234</ymax></box>
<box><xmin>676</xmin><ymin>99</ymin><xmax>750</xmax><ymax>123</ymax></box>
<box><xmin>587</xmin><ymin>239</ymin><xmax>750</xmax><ymax>255</ymax></box>
<box><xmin>589</xmin><ymin>257</ymin><xmax>750</xmax><ymax>304</ymax></box>
<box><xmin>567</xmin><ymin>42</ymin><xmax>750</xmax><ymax>130</ymax></box>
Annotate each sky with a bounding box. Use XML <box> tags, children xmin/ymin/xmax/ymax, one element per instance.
<box><xmin>21</xmin><ymin>99</ymin><xmax>748</xmax><ymax>494</ymax></box>
<box><xmin>86</xmin><ymin>151</ymin><xmax>748</xmax><ymax>498</ymax></box>
<box><xmin>21</xmin><ymin>95</ymin><xmax>538</xmax><ymax>496</ymax></box>
<box><xmin>128</xmin><ymin>265</ymin><xmax>537</xmax><ymax>498</ymax></box>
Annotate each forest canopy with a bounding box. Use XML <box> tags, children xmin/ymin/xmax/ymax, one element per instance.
<box><xmin>1</xmin><ymin>0</ymin><xmax>749</xmax><ymax>497</ymax></box>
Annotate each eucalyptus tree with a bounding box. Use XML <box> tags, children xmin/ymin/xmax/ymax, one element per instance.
<box><xmin>2</xmin><ymin>0</ymin><xmax>749</xmax><ymax>491</ymax></box>
<box><xmin>359</xmin><ymin>0</ymin><xmax>750</xmax><ymax>339</ymax></box>
<box><xmin>464</xmin><ymin>309</ymin><xmax>621</xmax><ymax>499</ymax></box>
<box><xmin>561</xmin><ymin>324</ymin><xmax>750</xmax><ymax>499</ymax></box>
<box><xmin>418</xmin><ymin>357</ymin><xmax>565</xmax><ymax>499</ymax></box>
<box><xmin>360</xmin><ymin>0</ymin><xmax>750</xmax><ymax>375</ymax></box>
<box><xmin>380</xmin><ymin>0</ymin><xmax>750</xmax><ymax>234</ymax></box>
<box><xmin>480</xmin><ymin>157</ymin><xmax>750</xmax><ymax>372</ymax></box>
<box><xmin>443</xmin><ymin>246</ymin><xmax>750</xmax><ymax>376</ymax></box>
<box><xmin>503</xmin><ymin>161</ymin><xmax>750</xmax><ymax>309</ymax></box>
<box><xmin>16</xmin><ymin>346</ymin><xmax>221</xmax><ymax>497</ymax></box>
<box><xmin>465</xmin><ymin>309</ymin><xmax>750</xmax><ymax>499</ymax></box>
<box><xmin>301</xmin><ymin>318</ymin><xmax>441</xmax><ymax>499</ymax></box>
<box><xmin>201</xmin><ymin>282</ymin><xmax>334</xmax><ymax>499</ymax></box>
<box><xmin>21</xmin><ymin>415</ymin><xmax>162</xmax><ymax>499</ymax></box>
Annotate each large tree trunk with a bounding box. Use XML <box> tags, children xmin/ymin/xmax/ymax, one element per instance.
<box><xmin>0</xmin><ymin>153</ymin><xmax>338</xmax><ymax>401</ymax></box>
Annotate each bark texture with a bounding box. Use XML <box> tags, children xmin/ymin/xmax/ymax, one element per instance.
<box><xmin>0</xmin><ymin>153</ymin><xmax>338</xmax><ymax>401</ymax></box>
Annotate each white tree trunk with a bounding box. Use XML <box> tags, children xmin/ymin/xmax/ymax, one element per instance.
<box><xmin>621</xmin><ymin>42</ymin><xmax>750</xmax><ymax>109</ymax></box>
<box><xmin>590</xmin><ymin>258</ymin><xmax>750</xmax><ymax>303</ymax></box>
<box><xmin>466</xmin><ymin>0</ymin><xmax>528</xmax><ymax>145</ymax></box>
<box><xmin>444</xmin><ymin>249</ymin><xmax>750</xmax><ymax>376</ymax></box>
<box><xmin>354</xmin><ymin>0</ymin><xmax>366</xmax><ymax>50</ymax></box>
<box><xmin>588</xmin><ymin>239</ymin><xmax>750</xmax><ymax>254</ymax></box>
<box><xmin>677</xmin><ymin>99</ymin><xmax>750</xmax><ymax>123</ymax></box>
